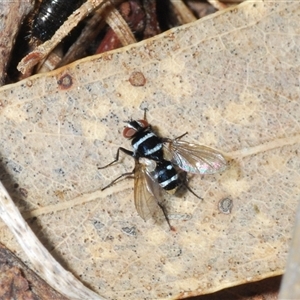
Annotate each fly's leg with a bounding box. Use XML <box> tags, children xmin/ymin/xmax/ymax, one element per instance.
<box><xmin>98</xmin><ymin>147</ymin><xmax>133</xmax><ymax>169</ymax></box>
<box><xmin>157</xmin><ymin>202</ymin><xmax>174</xmax><ymax>231</ymax></box>
<box><xmin>101</xmin><ymin>167</ymin><xmax>135</xmax><ymax>191</ymax></box>
<box><xmin>184</xmin><ymin>183</ymin><xmax>203</xmax><ymax>200</ymax></box>
<box><xmin>99</xmin><ymin>147</ymin><xmax>135</xmax><ymax>190</ymax></box>
<box><xmin>175</xmin><ymin>132</ymin><xmax>188</xmax><ymax>140</ymax></box>
<box><xmin>178</xmin><ymin>171</ymin><xmax>203</xmax><ymax>200</ymax></box>
<box><xmin>162</xmin><ymin>132</ymin><xmax>188</xmax><ymax>143</ymax></box>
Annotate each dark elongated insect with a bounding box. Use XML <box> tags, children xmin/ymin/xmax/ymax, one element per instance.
<box><xmin>99</xmin><ymin>111</ymin><xmax>227</xmax><ymax>228</ymax></box>
<box><xmin>32</xmin><ymin>0</ymin><xmax>84</xmax><ymax>42</ymax></box>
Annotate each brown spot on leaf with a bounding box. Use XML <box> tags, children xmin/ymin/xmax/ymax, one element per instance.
<box><xmin>57</xmin><ymin>74</ymin><xmax>73</xmax><ymax>89</ymax></box>
<box><xmin>26</xmin><ymin>80</ymin><xmax>33</xmax><ymax>87</ymax></box>
<box><xmin>129</xmin><ymin>71</ymin><xmax>146</xmax><ymax>86</ymax></box>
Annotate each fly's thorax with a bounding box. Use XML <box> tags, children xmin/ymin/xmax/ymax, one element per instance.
<box><xmin>131</xmin><ymin>128</ymin><xmax>164</xmax><ymax>160</ymax></box>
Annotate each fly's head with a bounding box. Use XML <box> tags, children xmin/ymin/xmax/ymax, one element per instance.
<box><xmin>123</xmin><ymin>119</ymin><xmax>149</xmax><ymax>139</ymax></box>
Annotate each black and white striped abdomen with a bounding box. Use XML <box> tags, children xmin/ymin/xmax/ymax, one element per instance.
<box><xmin>131</xmin><ymin>130</ymin><xmax>164</xmax><ymax>161</ymax></box>
<box><xmin>153</xmin><ymin>160</ymin><xmax>179</xmax><ymax>193</ymax></box>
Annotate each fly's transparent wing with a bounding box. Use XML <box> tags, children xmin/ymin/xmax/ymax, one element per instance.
<box><xmin>166</xmin><ymin>139</ymin><xmax>227</xmax><ymax>175</ymax></box>
<box><xmin>134</xmin><ymin>160</ymin><xmax>164</xmax><ymax>221</ymax></box>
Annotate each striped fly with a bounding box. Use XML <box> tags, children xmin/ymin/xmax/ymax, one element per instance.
<box><xmin>99</xmin><ymin>111</ymin><xmax>227</xmax><ymax>228</ymax></box>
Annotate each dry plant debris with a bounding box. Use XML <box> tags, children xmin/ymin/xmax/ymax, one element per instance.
<box><xmin>0</xmin><ymin>0</ymin><xmax>33</xmax><ymax>85</ymax></box>
<box><xmin>0</xmin><ymin>243</ymin><xmax>69</xmax><ymax>300</ymax></box>
<box><xmin>4</xmin><ymin>0</ymin><xmax>218</xmax><ymax>83</ymax></box>
<box><xmin>189</xmin><ymin>275</ymin><xmax>281</xmax><ymax>300</ymax></box>
<box><xmin>0</xmin><ymin>182</ymin><xmax>105</xmax><ymax>299</ymax></box>
<box><xmin>0</xmin><ymin>1</ymin><xmax>299</xmax><ymax>299</ymax></box>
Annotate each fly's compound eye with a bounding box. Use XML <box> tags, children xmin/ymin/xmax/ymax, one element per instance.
<box><xmin>123</xmin><ymin>119</ymin><xmax>149</xmax><ymax>138</ymax></box>
<box><xmin>123</xmin><ymin>126</ymin><xmax>137</xmax><ymax>138</ymax></box>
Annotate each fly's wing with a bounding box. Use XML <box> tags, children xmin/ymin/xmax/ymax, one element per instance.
<box><xmin>166</xmin><ymin>139</ymin><xmax>228</xmax><ymax>175</ymax></box>
<box><xmin>134</xmin><ymin>161</ymin><xmax>164</xmax><ymax>222</ymax></box>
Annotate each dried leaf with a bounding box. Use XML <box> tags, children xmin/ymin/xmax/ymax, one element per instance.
<box><xmin>1</xmin><ymin>1</ymin><xmax>300</xmax><ymax>299</ymax></box>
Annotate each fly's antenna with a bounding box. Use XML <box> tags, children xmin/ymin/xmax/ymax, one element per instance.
<box><xmin>143</xmin><ymin>107</ymin><xmax>148</xmax><ymax>121</ymax></box>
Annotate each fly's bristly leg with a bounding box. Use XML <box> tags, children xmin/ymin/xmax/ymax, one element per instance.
<box><xmin>162</xmin><ymin>132</ymin><xmax>188</xmax><ymax>143</ymax></box>
<box><xmin>101</xmin><ymin>167</ymin><xmax>136</xmax><ymax>191</ymax></box>
<box><xmin>157</xmin><ymin>202</ymin><xmax>173</xmax><ymax>230</ymax></box>
<box><xmin>98</xmin><ymin>147</ymin><xmax>134</xmax><ymax>169</ymax></box>
<box><xmin>184</xmin><ymin>183</ymin><xmax>203</xmax><ymax>200</ymax></box>
<box><xmin>175</xmin><ymin>132</ymin><xmax>189</xmax><ymax>140</ymax></box>
<box><xmin>177</xmin><ymin>171</ymin><xmax>203</xmax><ymax>200</ymax></box>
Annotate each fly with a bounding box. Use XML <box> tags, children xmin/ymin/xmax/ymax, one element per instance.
<box><xmin>99</xmin><ymin>110</ymin><xmax>227</xmax><ymax>228</ymax></box>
